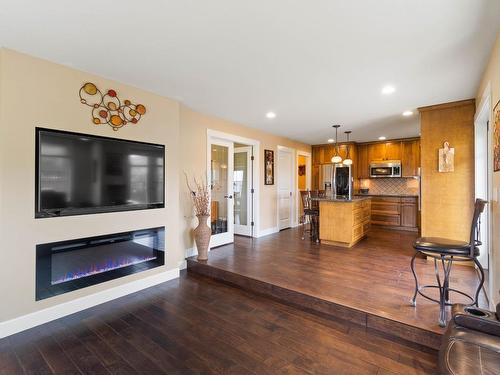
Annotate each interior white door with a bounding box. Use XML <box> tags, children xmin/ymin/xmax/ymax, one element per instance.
<box><xmin>278</xmin><ymin>148</ymin><xmax>293</xmax><ymax>230</ymax></box>
<box><xmin>209</xmin><ymin>139</ymin><xmax>234</xmax><ymax>247</ymax></box>
<box><xmin>234</xmin><ymin>146</ymin><xmax>253</xmax><ymax>236</ymax></box>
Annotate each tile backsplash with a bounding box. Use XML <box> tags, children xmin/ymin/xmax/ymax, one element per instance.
<box><xmin>359</xmin><ymin>178</ymin><xmax>419</xmax><ymax>195</ymax></box>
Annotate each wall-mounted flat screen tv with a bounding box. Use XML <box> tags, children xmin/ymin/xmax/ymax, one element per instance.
<box><xmin>36</xmin><ymin>128</ymin><xmax>165</xmax><ymax>218</ymax></box>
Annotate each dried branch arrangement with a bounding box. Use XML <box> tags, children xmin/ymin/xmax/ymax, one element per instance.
<box><xmin>185</xmin><ymin>173</ymin><xmax>211</xmax><ymax>216</ymax></box>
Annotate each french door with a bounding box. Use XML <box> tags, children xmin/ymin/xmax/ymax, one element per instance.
<box><xmin>234</xmin><ymin>146</ymin><xmax>253</xmax><ymax>236</ymax></box>
<box><xmin>278</xmin><ymin>148</ymin><xmax>294</xmax><ymax>230</ymax></box>
<box><xmin>209</xmin><ymin>138</ymin><xmax>234</xmax><ymax>247</ymax></box>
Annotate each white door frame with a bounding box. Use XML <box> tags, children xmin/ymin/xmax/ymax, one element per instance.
<box><xmin>234</xmin><ymin>146</ymin><xmax>253</xmax><ymax>236</ymax></box>
<box><xmin>207</xmin><ymin>129</ymin><xmax>261</xmax><ymax>240</ymax></box>
<box><xmin>296</xmin><ymin>150</ymin><xmax>312</xmax><ymax>225</ymax></box>
<box><xmin>276</xmin><ymin>145</ymin><xmax>296</xmax><ymax>229</ymax></box>
<box><xmin>474</xmin><ymin>83</ymin><xmax>494</xmax><ymax>307</ymax></box>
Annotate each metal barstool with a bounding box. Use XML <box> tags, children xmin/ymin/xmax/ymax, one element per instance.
<box><xmin>410</xmin><ymin>199</ymin><xmax>487</xmax><ymax>327</ymax></box>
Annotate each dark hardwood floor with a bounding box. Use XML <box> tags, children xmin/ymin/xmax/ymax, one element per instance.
<box><xmin>187</xmin><ymin>227</ymin><xmax>487</xmax><ymax>349</ymax></box>
<box><xmin>0</xmin><ymin>272</ymin><xmax>437</xmax><ymax>374</ymax></box>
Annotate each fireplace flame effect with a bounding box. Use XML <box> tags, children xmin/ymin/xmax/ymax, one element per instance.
<box><xmin>51</xmin><ymin>254</ymin><xmax>157</xmax><ymax>285</ymax></box>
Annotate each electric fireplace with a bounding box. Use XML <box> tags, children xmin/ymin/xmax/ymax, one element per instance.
<box><xmin>36</xmin><ymin>227</ymin><xmax>165</xmax><ymax>300</ymax></box>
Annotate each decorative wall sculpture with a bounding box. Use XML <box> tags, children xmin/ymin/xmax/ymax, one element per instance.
<box><xmin>79</xmin><ymin>82</ymin><xmax>146</xmax><ymax>131</ymax></box>
<box><xmin>438</xmin><ymin>141</ymin><xmax>454</xmax><ymax>173</ymax></box>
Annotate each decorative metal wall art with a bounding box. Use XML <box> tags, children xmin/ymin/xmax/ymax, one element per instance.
<box><xmin>79</xmin><ymin>82</ymin><xmax>146</xmax><ymax>131</ymax></box>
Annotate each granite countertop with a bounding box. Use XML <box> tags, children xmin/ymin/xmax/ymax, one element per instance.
<box><xmin>311</xmin><ymin>196</ymin><xmax>372</xmax><ymax>203</ymax></box>
<box><xmin>355</xmin><ymin>193</ymin><xmax>418</xmax><ymax>198</ymax></box>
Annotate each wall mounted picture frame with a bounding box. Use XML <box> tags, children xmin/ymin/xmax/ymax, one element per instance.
<box><xmin>494</xmin><ymin>99</ymin><xmax>500</xmax><ymax>172</ymax></box>
<box><xmin>438</xmin><ymin>141</ymin><xmax>454</xmax><ymax>173</ymax></box>
<box><xmin>264</xmin><ymin>149</ymin><xmax>274</xmax><ymax>185</ymax></box>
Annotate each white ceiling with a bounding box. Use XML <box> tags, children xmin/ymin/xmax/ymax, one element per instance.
<box><xmin>1</xmin><ymin>0</ymin><xmax>499</xmax><ymax>143</ymax></box>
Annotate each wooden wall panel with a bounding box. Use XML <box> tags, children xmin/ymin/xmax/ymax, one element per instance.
<box><xmin>418</xmin><ymin>99</ymin><xmax>475</xmax><ymax>241</ymax></box>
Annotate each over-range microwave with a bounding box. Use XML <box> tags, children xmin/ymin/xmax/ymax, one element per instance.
<box><xmin>369</xmin><ymin>161</ymin><xmax>402</xmax><ymax>178</ymax></box>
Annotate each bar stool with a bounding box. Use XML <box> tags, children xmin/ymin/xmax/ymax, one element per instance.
<box><xmin>300</xmin><ymin>190</ymin><xmax>319</xmax><ymax>242</ymax></box>
<box><xmin>410</xmin><ymin>199</ymin><xmax>487</xmax><ymax>327</ymax></box>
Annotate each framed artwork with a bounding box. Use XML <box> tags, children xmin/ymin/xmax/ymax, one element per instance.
<box><xmin>438</xmin><ymin>141</ymin><xmax>454</xmax><ymax>173</ymax></box>
<box><xmin>494</xmin><ymin>99</ymin><xmax>500</xmax><ymax>172</ymax></box>
<box><xmin>264</xmin><ymin>149</ymin><xmax>274</xmax><ymax>185</ymax></box>
<box><xmin>298</xmin><ymin>164</ymin><xmax>306</xmax><ymax>176</ymax></box>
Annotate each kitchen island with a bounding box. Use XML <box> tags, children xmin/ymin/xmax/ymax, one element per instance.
<box><xmin>313</xmin><ymin>196</ymin><xmax>372</xmax><ymax>247</ymax></box>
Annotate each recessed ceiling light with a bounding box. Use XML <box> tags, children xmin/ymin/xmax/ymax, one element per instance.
<box><xmin>266</xmin><ymin>112</ymin><xmax>276</xmax><ymax>119</ymax></box>
<box><xmin>381</xmin><ymin>85</ymin><xmax>396</xmax><ymax>95</ymax></box>
<box><xmin>402</xmin><ymin>110</ymin><xmax>413</xmax><ymax>116</ymax></box>
<box><xmin>327</xmin><ymin>138</ymin><xmax>335</xmax><ymax>143</ymax></box>
<box><xmin>378</xmin><ymin>136</ymin><xmax>387</xmax><ymax>140</ymax></box>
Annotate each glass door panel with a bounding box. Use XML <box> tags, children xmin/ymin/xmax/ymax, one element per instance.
<box><xmin>209</xmin><ymin>139</ymin><xmax>234</xmax><ymax>247</ymax></box>
<box><xmin>234</xmin><ymin>146</ymin><xmax>252</xmax><ymax>236</ymax></box>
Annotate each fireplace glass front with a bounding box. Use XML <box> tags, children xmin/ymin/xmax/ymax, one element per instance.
<box><xmin>36</xmin><ymin>227</ymin><xmax>165</xmax><ymax>300</ymax></box>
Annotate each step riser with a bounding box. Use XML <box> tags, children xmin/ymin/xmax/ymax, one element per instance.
<box><xmin>187</xmin><ymin>259</ymin><xmax>442</xmax><ymax>350</ymax></box>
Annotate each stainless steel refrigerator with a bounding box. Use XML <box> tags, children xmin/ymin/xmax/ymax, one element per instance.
<box><xmin>333</xmin><ymin>164</ymin><xmax>352</xmax><ymax>199</ymax></box>
<box><xmin>320</xmin><ymin>164</ymin><xmax>352</xmax><ymax>198</ymax></box>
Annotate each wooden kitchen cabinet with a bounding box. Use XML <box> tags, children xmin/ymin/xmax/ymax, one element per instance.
<box><xmin>370</xmin><ymin>196</ymin><xmax>418</xmax><ymax>231</ymax></box>
<box><xmin>357</xmin><ymin>144</ymin><xmax>370</xmax><ymax>179</ymax></box>
<box><xmin>312</xmin><ymin>138</ymin><xmax>419</xmax><ymax>190</ymax></box>
<box><xmin>367</xmin><ymin>143</ymin><xmax>386</xmax><ymax>162</ymax></box>
<box><xmin>368</xmin><ymin>141</ymin><xmax>401</xmax><ymax>161</ymax></box>
<box><xmin>312</xmin><ymin>165</ymin><xmax>320</xmax><ymax>190</ymax></box>
<box><xmin>370</xmin><ymin>197</ymin><xmax>401</xmax><ymax>226</ymax></box>
<box><xmin>401</xmin><ymin>139</ymin><xmax>420</xmax><ymax>177</ymax></box>
<box><xmin>384</xmin><ymin>141</ymin><xmax>402</xmax><ymax>160</ymax></box>
<box><xmin>401</xmin><ymin>197</ymin><xmax>418</xmax><ymax>228</ymax></box>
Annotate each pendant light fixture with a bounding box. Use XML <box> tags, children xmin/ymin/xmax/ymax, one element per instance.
<box><xmin>331</xmin><ymin>125</ymin><xmax>342</xmax><ymax>164</ymax></box>
<box><xmin>343</xmin><ymin>131</ymin><xmax>353</xmax><ymax>165</ymax></box>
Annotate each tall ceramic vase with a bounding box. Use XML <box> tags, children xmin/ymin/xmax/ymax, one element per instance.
<box><xmin>194</xmin><ymin>214</ymin><xmax>211</xmax><ymax>261</ymax></box>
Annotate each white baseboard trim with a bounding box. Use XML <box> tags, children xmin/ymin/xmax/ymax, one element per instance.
<box><xmin>179</xmin><ymin>247</ymin><xmax>197</xmax><ymax>270</ymax></box>
<box><xmin>256</xmin><ymin>226</ymin><xmax>279</xmax><ymax>238</ymax></box>
<box><xmin>0</xmin><ymin>268</ymin><xmax>179</xmax><ymax>339</ymax></box>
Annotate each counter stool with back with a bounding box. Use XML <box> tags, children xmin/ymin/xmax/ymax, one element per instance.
<box><xmin>300</xmin><ymin>190</ymin><xmax>320</xmax><ymax>243</ymax></box>
<box><xmin>410</xmin><ymin>198</ymin><xmax>487</xmax><ymax>327</ymax></box>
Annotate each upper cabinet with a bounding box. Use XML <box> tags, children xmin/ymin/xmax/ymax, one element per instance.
<box><xmin>367</xmin><ymin>141</ymin><xmax>401</xmax><ymax>161</ymax></box>
<box><xmin>401</xmin><ymin>139</ymin><xmax>420</xmax><ymax>177</ymax></box>
<box><xmin>357</xmin><ymin>144</ymin><xmax>370</xmax><ymax>179</ymax></box>
<box><xmin>357</xmin><ymin>138</ymin><xmax>420</xmax><ymax>179</ymax></box>
<box><xmin>312</xmin><ymin>138</ymin><xmax>420</xmax><ymax>185</ymax></box>
<box><xmin>311</xmin><ymin>143</ymin><xmax>355</xmax><ymax>165</ymax></box>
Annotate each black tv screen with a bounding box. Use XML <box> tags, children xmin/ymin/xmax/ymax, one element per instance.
<box><xmin>36</xmin><ymin>128</ymin><xmax>165</xmax><ymax>218</ymax></box>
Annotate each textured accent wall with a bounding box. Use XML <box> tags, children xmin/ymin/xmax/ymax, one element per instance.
<box><xmin>419</xmin><ymin>99</ymin><xmax>475</xmax><ymax>242</ymax></box>
<box><xmin>359</xmin><ymin>178</ymin><xmax>418</xmax><ymax>195</ymax></box>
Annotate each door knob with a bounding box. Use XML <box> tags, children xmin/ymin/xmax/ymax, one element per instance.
<box><xmin>224</xmin><ymin>195</ymin><xmax>233</xmax><ymax>199</ymax></box>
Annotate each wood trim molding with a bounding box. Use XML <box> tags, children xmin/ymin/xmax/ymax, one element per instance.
<box><xmin>356</xmin><ymin>136</ymin><xmax>420</xmax><ymax>146</ymax></box>
<box><xmin>418</xmin><ymin>99</ymin><xmax>475</xmax><ymax>113</ymax></box>
<box><xmin>312</xmin><ymin>137</ymin><xmax>420</xmax><ymax>147</ymax></box>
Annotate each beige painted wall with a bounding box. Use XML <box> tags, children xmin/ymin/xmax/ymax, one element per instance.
<box><xmin>0</xmin><ymin>49</ymin><xmax>311</xmax><ymax>323</ymax></box>
<box><xmin>179</xmin><ymin>105</ymin><xmax>310</xmax><ymax>251</ymax></box>
<box><xmin>0</xmin><ymin>49</ymin><xmax>181</xmax><ymax>322</ymax></box>
<box><xmin>419</xmin><ymin>100</ymin><xmax>475</xmax><ymax>242</ymax></box>
<box><xmin>477</xmin><ymin>33</ymin><xmax>500</xmax><ymax>305</ymax></box>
